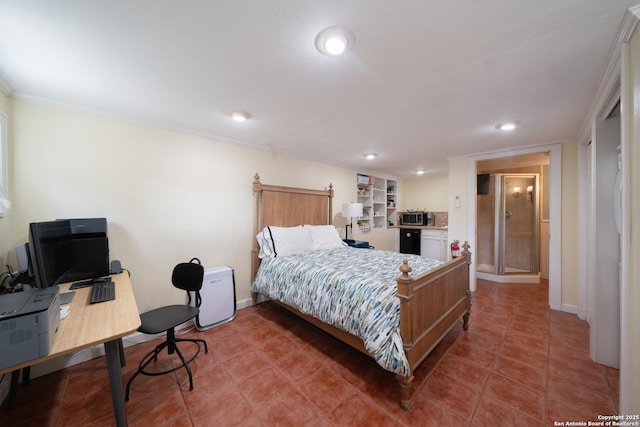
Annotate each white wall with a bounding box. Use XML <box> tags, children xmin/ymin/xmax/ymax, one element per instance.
<box><xmin>4</xmin><ymin>98</ymin><xmax>396</xmax><ymax>311</ymax></box>
<box><xmin>561</xmin><ymin>142</ymin><xmax>579</xmax><ymax>308</ymax></box>
<box><xmin>403</xmin><ymin>174</ymin><xmax>448</xmax><ymax>211</ymax></box>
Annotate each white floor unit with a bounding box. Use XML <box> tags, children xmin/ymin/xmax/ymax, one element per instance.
<box><xmin>190</xmin><ymin>266</ymin><xmax>236</xmax><ymax>330</ymax></box>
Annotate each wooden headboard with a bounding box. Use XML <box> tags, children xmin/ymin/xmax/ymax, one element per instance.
<box><xmin>251</xmin><ymin>174</ymin><xmax>334</xmax><ymax>280</ymax></box>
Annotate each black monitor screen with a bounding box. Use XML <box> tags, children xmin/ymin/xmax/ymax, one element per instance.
<box><xmin>29</xmin><ymin>220</ymin><xmax>76</xmax><ymax>288</ymax></box>
<box><xmin>29</xmin><ymin>219</ymin><xmax>109</xmax><ymax>288</ymax></box>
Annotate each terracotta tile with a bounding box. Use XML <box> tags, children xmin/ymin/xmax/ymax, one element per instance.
<box><xmin>274</xmin><ymin>347</ymin><xmax>327</xmax><ymax>383</ymax></box>
<box><xmin>299</xmin><ymin>367</ymin><xmax>356</xmax><ymax>413</ymax></box>
<box><xmin>127</xmin><ymin>385</ymin><xmax>189</xmax><ymax>425</ymax></box>
<box><xmin>416</xmin><ymin>371</ymin><xmax>481</xmax><ymax>420</ymax></box>
<box><xmin>356</xmin><ymin>370</ymin><xmax>406</xmax><ymax>416</ymax></box>
<box><xmin>549</xmin><ymin>329</ymin><xmax>590</xmax><ymax>354</ymax></box>
<box><xmin>199</xmin><ymin>318</ymin><xmax>243</xmax><ymax>341</ymax></box>
<box><xmin>499</xmin><ymin>339</ymin><xmax>547</xmax><ymax>371</ymax></box>
<box><xmin>254</xmin><ymin>387</ymin><xmax>324</xmax><ymax>427</ymax></box>
<box><xmin>449</xmin><ymin>339</ymin><xmax>498</xmax><ymax>370</ymax></box>
<box><xmin>180</xmin><ymin>363</ymin><xmax>235</xmax><ymax>410</ymax></box>
<box><xmin>56</xmin><ymin>376</ymin><xmax>115</xmax><ymax>426</ymax></box>
<box><xmin>548</xmin><ymin>354</ymin><xmax>610</xmax><ymax>394</ymax></box>
<box><xmin>605</xmin><ymin>366</ymin><xmax>620</xmax><ymax>405</ymax></box>
<box><xmin>187</xmin><ymin>386</ymin><xmax>255</xmax><ymax>427</ymax></box>
<box><xmin>434</xmin><ymin>354</ymin><xmax>490</xmax><ymax>392</ymax></box>
<box><xmin>503</xmin><ymin>328</ymin><xmax>549</xmax><ymax>356</ymax></box>
<box><xmin>454</xmin><ymin>323</ymin><xmax>504</xmax><ymax>353</ymax></box>
<box><xmin>470</xmin><ymin>310</ymin><xmax>511</xmax><ymax>335</ymax></box>
<box><xmin>472</xmin><ymin>394</ymin><xmax>544</xmax><ymax>427</ymax></box>
<box><xmin>546</xmin><ymin>395</ymin><xmax>609</xmax><ymax>425</ymax></box>
<box><xmin>493</xmin><ymin>356</ymin><xmax>547</xmax><ymax>393</ymax></box>
<box><xmin>547</xmin><ymin>371</ymin><xmax>616</xmax><ymax>419</ymax></box>
<box><xmin>508</xmin><ymin>319</ymin><xmax>549</xmax><ymax>338</ymax></box>
<box><xmin>255</xmin><ymin>335</ymin><xmax>298</xmax><ymax>363</ymax></box>
<box><xmin>0</xmin><ymin>370</ymin><xmax>67</xmax><ymax>423</ymax></box>
<box><xmin>236</xmin><ymin>366</ymin><xmax>290</xmax><ymax>409</ymax></box>
<box><xmin>398</xmin><ymin>398</ymin><xmax>470</xmax><ymax>427</ymax></box>
<box><xmin>212</xmin><ymin>334</ymin><xmax>252</xmax><ymax>362</ymax></box>
<box><xmin>483</xmin><ymin>372</ymin><xmax>545</xmax><ymax>422</ymax></box>
<box><xmin>223</xmin><ymin>349</ymin><xmax>270</xmax><ymax>383</ymax></box>
<box><xmin>327</xmin><ymin>391</ymin><xmax>396</xmax><ymax>427</ymax></box>
<box><xmin>244</xmin><ymin>323</ymin><xmax>283</xmax><ymax>344</ymax></box>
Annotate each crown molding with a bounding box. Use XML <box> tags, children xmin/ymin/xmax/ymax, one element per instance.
<box><xmin>577</xmin><ymin>6</ymin><xmax>640</xmax><ymax>145</ymax></box>
<box><xmin>0</xmin><ymin>74</ymin><xmax>13</xmax><ymax>97</ymax></box>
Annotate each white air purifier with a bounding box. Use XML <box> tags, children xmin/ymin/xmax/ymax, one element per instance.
<box><xmin>190</xmin><ymin>266</ymin><xmax>236</xmax><ymax>330</ymax></box>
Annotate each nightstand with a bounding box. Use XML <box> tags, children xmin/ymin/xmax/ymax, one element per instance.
<box><xmin>344</xmin><ymin>240</ymin><xmax>371</xmax><ymax>249</ymax></box>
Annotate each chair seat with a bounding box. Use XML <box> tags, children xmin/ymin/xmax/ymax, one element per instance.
<box><xmin>138</xmin><ymin>305</ymin><xmax>199</xmax><ymax>335</ymax></box>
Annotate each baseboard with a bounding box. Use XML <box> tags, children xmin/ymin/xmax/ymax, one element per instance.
<box><xmin>561</xmin><ymin>304</ymin><xmax>578</xmax><ymax>314</ymax></box>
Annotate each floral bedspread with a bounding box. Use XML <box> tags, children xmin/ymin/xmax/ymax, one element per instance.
<box><xmin>251</xmin><ymin>247</ymin><xmax>442</xmax><ymax>376</ymax></box>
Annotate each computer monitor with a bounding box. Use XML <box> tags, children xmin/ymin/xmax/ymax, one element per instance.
<box><xmin>28</xmin><ymin>220</ymin><xmax>76</xmax><ymax>288</ymax></box>
<box><xmin>28</xmin><ymin>218</ymin><xmax>110</xmax><ymax>288</ymax></box>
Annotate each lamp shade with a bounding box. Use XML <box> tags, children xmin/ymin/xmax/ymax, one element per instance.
<box><xmin>342</xmin><ymin>202</ymin><xmax>363</xmax><ymax>218</ymax></box>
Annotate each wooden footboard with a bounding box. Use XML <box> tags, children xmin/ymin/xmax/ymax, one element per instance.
<box><xmin>395</xmin><ymin>246</ymin><xmax>471</xmax><ymax>408</ymax></box>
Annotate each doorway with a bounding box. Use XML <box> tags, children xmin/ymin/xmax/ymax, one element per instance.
<box><xmin>477</xmin><ymin>173</ymin><xmax>540</xmax><ymax>282</ymax></box>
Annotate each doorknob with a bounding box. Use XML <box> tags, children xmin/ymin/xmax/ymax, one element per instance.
<box><xmin>505</xmin><ymin>211</ymin><xmax>513</xmax><ymax>219</ymax></box>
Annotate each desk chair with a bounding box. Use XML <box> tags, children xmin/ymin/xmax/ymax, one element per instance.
<box><xmin>125</xmin><ymin>258</ymin><xmax>208</xmax><ymax>401</ymax></box>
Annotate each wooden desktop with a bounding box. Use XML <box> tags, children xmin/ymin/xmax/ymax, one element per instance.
<box><xmin>0</xmin><ymin>271</ymin><xmax>141</xmax><ymax>427</ymax></box>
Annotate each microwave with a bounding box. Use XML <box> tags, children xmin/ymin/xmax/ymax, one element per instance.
<box><xmin>401</xmin><ymin>212</ymin><xmax>434</xmax><ymax>226</ymax></box>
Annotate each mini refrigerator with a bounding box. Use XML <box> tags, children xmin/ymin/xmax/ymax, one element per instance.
<box><xmin>190</xmin><ymin>266</ymin><xmax>236</xmax><ymax>330</ymax></box>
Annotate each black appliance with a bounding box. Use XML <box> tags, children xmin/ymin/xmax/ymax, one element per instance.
<box><xmin>400</xmin><ymin>228</ymin><xmax>421</xmax><ymax>255</ymax></box>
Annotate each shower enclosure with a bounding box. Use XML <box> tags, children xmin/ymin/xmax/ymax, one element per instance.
<box><xmin>476</xmin><ymin>173</ymin><xmax>540</xmax><ymax>282</ymax></box>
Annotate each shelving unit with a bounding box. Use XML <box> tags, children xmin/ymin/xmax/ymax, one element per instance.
<box><xmin>356</xmin><ymin>173</ymin><xmax>397</xmax><ymax>232</ymax></box>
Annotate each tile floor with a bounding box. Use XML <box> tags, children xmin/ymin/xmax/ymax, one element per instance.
<box><xmin>1</xmin><ymin>279</ymin><xmax>619</xmax><ymax>426</ymax></box>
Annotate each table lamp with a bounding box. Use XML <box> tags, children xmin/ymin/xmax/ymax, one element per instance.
<box><xmin>341</xmin><ymin>202</ymin><xmax>363</xmax><ymax>243</ymax></box>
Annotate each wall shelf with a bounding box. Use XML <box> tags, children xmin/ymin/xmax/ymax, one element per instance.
<box><xmin>356</xmin><ymin>174</ymin><xmax>397</xmax><ymax>231</ymax></box>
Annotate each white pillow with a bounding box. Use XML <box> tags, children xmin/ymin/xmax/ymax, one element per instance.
<box><xmin>257</xmin><ymin>225</ymin><xmax>313</xmax><ymax>257</ymax></box>
<box><xmin>256</xmin><ymin>228</ymin><xmax>274</xmax><ymax>259</ymax></box>
<box><xmin>305</xmin><ymin>225</ymin><xmax>347</xmax><ymax>250</ymax></box>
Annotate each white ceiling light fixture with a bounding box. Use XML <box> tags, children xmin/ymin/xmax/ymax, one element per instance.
<box><xmin>315</xmin><ymin>26</ymin><xmax>355</xmax><ymax>56</ymax></box>
<box><xmin>496</xmin><ymin>120</ymin><xmax>521</xmax><ymax>131</ymax></box>
<box><xmin>364</xmin><ymin>153</ymin><xmax>378</xmax><ymax>160</ymax></box>
<box><xmin>230</xmin><ymin>109</ymin><xmax>251</xmax><ymax>122</ymax></box>
<box><xmin>414</xmin><ymin>169</ymin><xmax>426</xmax><ymax>175</ymax></box>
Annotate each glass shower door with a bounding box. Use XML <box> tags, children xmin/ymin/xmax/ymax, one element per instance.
<box><xmin>501</xmin><ymin>174</ymin><xmax>538</xmax><ymax>274</ymax></box>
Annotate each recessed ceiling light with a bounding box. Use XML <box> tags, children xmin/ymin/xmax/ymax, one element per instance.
<box><xmin>496</xmin><ymin>120</ymin><xmax>521</xmax><ymax>131</ymax></box>
<box><xmin>315</xmin><ymin>26</ymin><xmax>355</xmax><ymax>56</ymax></box>
<box><xmin>414</xmin><ymin>169</ymin><xmax>426</xmax><ymax>175</ymax></box>
<box><xmin>364</xmin><ymin>153</ymin><xmax>378</xmax><ymax>160</ymax></box>
<box><xmin>230</xmin><ymin>109</ymin><xmax>251</xmax><ymax>122</ymax></box>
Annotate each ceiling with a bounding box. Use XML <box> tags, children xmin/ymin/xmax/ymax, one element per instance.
<box><xmin>0</xmin><ymin>1</ymin><xmax>636</xmax><ymax>178</ymax></box>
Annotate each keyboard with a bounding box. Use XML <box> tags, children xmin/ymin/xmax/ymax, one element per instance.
<box><xmin>89</xmin><ymin>280</ymin><xmax>115</xmax><ymax>304</ymax></box>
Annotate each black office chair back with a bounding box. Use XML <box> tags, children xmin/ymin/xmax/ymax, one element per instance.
<box><xmin>172</xmin><ymin>258</ymin><xmax>204</xmax><ymax>307</ymax></box>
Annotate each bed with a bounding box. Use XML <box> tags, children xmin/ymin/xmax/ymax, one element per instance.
<box><xmin>250</xmin><ymin>174</ymin><xmax>471</xmax><ymax>409</ymax></box>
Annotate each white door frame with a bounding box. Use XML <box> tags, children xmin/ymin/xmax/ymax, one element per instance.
<box><xmin>467</xmin><ymin>143</ymin><xmax>562</xmax><ymax>311</ymax></box>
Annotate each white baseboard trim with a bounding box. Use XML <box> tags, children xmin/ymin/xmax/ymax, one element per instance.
<box><xmin>476</xmin><ymin>271</ymin><xmax>541</xmax><ymax>283</ymax></box>
<box><xmin>561</xmin><ymin>304</ymin><xmax>578</xmax><ymax>314</ymax></box>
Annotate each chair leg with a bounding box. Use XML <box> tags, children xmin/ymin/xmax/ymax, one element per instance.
<box><xmin>125</xmin><ymin>341</ymin><xmax>170</xmax><ymax>401</ymax></box>
<box><xmin>175</xmin><ymin>337</ymin><xmax>208</xmax><ymax>354</ymax></box>
<box><xmin>172</xmin><ymin>343</ymin><xmax>194</xmax><ymax>391</ymax></box>
<box><xmin>126</xmin><ymin>332</ymin><xmax>208</xmax><ymax>400</ymax></box>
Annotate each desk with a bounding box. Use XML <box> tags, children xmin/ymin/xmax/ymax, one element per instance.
<box><xmin>0</xmin><ymin>272</ymin><xmax>141</xmax><ymax>426</ymax></box>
